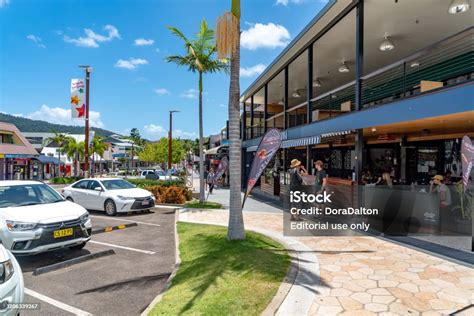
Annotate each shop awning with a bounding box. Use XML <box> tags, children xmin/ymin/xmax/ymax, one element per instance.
<box><xmin>247</xmin><ymin>135</ymin><xmax>321</xmax><ymax>152</ymax></box>
<box><xmin>281</xmin><ymin>135</ymin><xmax>321</xmax><ymax>148</ymax></box>
<box><xmin>205</xmin><ymin>146</ymin><xmax>221</xmax><ymax>155</ymax></box>
<box><xmin>34</xmin><ymin>155</ymin><xmax>64</xmax><ymax>165</ymax></box>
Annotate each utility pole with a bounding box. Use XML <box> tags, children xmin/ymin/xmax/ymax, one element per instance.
<box><xmin>79</xmin><ymin>65</ymin><xmax>92</xmax><ymax>177</ymax></box>
<box><xmin>168</xmin><ymin>110</ymin><xmax>179</xmax><ymax>171</ymax></box>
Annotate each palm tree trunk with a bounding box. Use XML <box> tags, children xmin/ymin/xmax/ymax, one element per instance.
<box><xmin>227</xmin><ymin>12</ymin><xmax>245</xmax><ymax>240</ymax></box>
<box><xmin>198</xmin><ymin>71</ymin><xmax>205</xmax><ymax>202</ymax></box>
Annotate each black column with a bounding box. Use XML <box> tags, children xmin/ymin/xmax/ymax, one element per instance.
<box><xmin>250</xmin><ymin>95</ymin><xmax>254</xmax><ymax>139</ymax></box>
<box><xmin>242</xmin><ymin>101</ymin><xmax>246</xmax><ymax>141</ymax></box>
<box><xmin>354</xmin><ymin>0</ymin><xmax>364</xmax><ymax>184</ymax></box>
<box><xmin>264</xmin><ymin>84</ymin><xmax>268</xmax><ymax>132</ymax></box>
<box><xmin>284</xmin><ymin>66</ymin><xmax>289</xmax><ymax>130</ymax></box>
<box><xmin>307</xmin><ymin>45</ymin><xmax>313</xmax><ymax>124</ymax></box>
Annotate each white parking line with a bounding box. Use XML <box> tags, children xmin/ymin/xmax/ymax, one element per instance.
<box><xmin>89</xmin><ymin>240</ymin><xmax>156</xmax><ymax>255</ymax></box>
<box><xmin>25</xmin><ymin>288</ymin><xmax>92</xmax><ymax>315</ymax></box>
<box><xmin>89</xmin><ymin>215</ymin><xmax>161</xmax><ymax>227</ymax></box>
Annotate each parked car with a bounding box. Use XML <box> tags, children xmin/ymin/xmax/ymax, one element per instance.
<box><xmin>62</xmin><ymin>178</ymin><xmax>155</xmax><ymax>216</ymax></box>
<box><xmin>0</xmin><ymin>243</ymin><xmax>24</xmax><ymax>316</ymax></box>
<box><xmin>139</xmin><ymin>170</ymin><xmax>156</xmax><ymax>179</ymax></box>
<box><xmin>155</xmin><ymin>170</ymin><xmax>179</xmax><ymax>181</ymax></box>
<box><xmin>0</xmin><ymin>181</ymin><xmax>92</xmax><ymax>255</ymax></box>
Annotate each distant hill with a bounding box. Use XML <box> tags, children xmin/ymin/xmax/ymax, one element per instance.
<box><xmin>0</xmin><ymin>113</ymin><xmax>118</xmax><ymax>137</ymax></box>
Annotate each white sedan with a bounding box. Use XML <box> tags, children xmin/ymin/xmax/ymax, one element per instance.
<box><xmin>0</xmin><ymin>244</ymin><xmax>24</xmax><ymax>316</ymax></box>
<box><xmin>0</xmin><ymin>181</ymin><xmax>92</xmax><ymax>255</ymax></box>
<box><xmin>62</xmin><ymin>178</ymin><xmax>156</xmax><ymax>216</ymax></box>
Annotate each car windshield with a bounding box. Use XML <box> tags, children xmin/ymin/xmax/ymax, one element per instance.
<box><xmin>0</xmin><ymin>183</ymin><xmax>64</xmax><ymax>208</ymax></box>
<box><xmin>101</xmin><ymin>179</ymin><xmax>136</xmax><ymax>190</ymax></box>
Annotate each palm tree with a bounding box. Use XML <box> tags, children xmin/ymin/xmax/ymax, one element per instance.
<box><xmin>129</xmin><ymin>128</ymin><xmax>143</xmax><ymax>171</ymax></box>
<box><xmin>46</xmin><ymin>132</ymin><xmax>68</xmax><ymax>177</ymax></box>
<box><xmin>166</xmin><ymin>20</ymin><xmax>227</xmax><ymax>203</ymax></box>
<box><xmin>63</xmin><ymin>137</ymin><xmax>85</xmax><ymax>177</ymax></box>
<box><xmin>90</xmin><ymin>136</ymin><xmax>107</xmax><ymax>177</ymax></box>
<box><xmin>216</xmin><ymin>0</ymin><xmax>245</xmax><ymax>240</ymax></box>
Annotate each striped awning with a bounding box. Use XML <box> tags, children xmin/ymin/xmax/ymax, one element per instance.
<box><xmin>281</xmin><ymin>135</ymin><xmax>321</xmax><ymax>148</ymax></box>
<box><xmin>320</xmin><ymin>130</ymin><xmax>354</xmax><ymax>138</ymax></box>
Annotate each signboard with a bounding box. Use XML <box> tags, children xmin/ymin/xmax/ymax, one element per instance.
<box><xmin>243</xmin><ymin>128</ymin><xmax>282</xmax><ymax>207</ymax></box>
<box><xmin>71</xmin><ymin>79</ymin><xmax>86</xmax><ymax>119</ymax></box>
<box><xmin>461</xmin><ymin>135</ymin><xmax>473</xmax><ymax>191</ymax></box>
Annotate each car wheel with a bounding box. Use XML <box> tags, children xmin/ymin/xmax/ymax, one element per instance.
<box><xmin>70</xmin><ymin>242</ymin><xmax>86</xmax><ymax>251</ymax></box>
<box><xmin>104</xmin><ymin>199</ymin><xmax>117</xmax><ymax>216</ymax></box>
<box><xmin>66</xmin><ymin>196</ymin><xmax>74</xmax><ymax>202</ymax></box>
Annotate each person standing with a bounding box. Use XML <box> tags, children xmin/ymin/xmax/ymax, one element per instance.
<box><xmin>207</xmin><ymin>168</ymin><xmax>216</xmax><ymax>194</ymax></box>
<box><xmin>430</xmin><ymin>175</ymin><xmax>452</xmax><ymax>209</ymax></box>
<box><xmin>289</xmin><ymin>159</ymin><xmax>307</xmax><ymax>221</ymax></box>
<box><xmin>314</xmin><ymin>160</ymin><xmax>328</xmax><ymax>194</ymax></box>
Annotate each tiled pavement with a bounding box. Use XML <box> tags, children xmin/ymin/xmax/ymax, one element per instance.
<box><xmin>189</xmin><ymin>184</ymin><xmax>474</xmax><ymax>315</ymax></box>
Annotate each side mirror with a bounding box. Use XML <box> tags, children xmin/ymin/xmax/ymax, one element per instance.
<box><xmin>94</xmin><ymin>187</ymin><xmax>103</xmax><ymax>192</ymax></box>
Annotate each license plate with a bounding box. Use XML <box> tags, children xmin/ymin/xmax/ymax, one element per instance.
<box><xmin>142</xmin><ymin>200</ymin><xmax>150</xmax><ymax>206</ymax></box>
<box><xmin>53</xmin><ymin>228</ymin><xmax>74</xmax><ymax>238</ymax></box>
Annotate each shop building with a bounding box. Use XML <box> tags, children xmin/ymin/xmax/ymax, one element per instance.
<box><xmin>240</xmin><ymin>0</ymin><xmax>473</xmax><ymax>251</ymax></box>
<box><xmin>0</xmin><ymin>123</ymin><xmax>39</xmax><ymax>180</ymax></box>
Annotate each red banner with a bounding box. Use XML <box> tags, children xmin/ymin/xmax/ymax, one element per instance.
<box><xmin>211</xmin><ymin>156</ymin><xmax>228</xmax><ymax>184</ymax></box>
<box><xmin>243</xmin><ymin>129</ymin><xmax>282</xmax><ymax>207</ymax></box>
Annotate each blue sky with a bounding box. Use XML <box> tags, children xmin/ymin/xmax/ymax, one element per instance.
<box><xmin>0</xmin><ymin>0</ymin><xmax>328</xmax><ymax>140</ymax></box>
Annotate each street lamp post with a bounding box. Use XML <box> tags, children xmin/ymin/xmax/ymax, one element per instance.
<box><xmin>168</xmin><ymin>110</ymin><xmax>180</xmax><ymax>171</ymax></box>
<box><xmin>79</xmin><ymin>65</ymin><xmax>92</xmax><ymax>177</ymax></box>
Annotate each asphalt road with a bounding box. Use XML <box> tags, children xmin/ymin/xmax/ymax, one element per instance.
<box><xmin>16</xmin><ymin>208</ymin><xmax>177</xmax><ymax>316</ymax></box>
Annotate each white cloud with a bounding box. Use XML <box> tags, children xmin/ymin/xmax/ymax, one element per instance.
<box><xmin>64</xmin><ymin>25</ymin><xmax>120</xmax><ymax>48</ymax></box>
<box><xmin>240</xmin><ymin>64</ymin><xmax>266</xmax><ymax>77</ymax></box>
<box><xmin>134</xmin><ymin>38</ymin><xmax>154</xmax><ymax>46</ymax></box>
<box><xmin>180</xmin><ymin>89</ymin><xmax>198</xmax><ymax>99</ymax></box>
<box><xmin>0</xmin><ymin>0</ymin><xmax>10</xmax><ymax>8</ymax></box>
<box><xmin>241</xmin><ymin>23</ymin><xmax>290</xmax><ymax>50</ymax></box>
<box><xmin>143</xmin><ymin>124</ymin><xmax>197</xmax><ymax>140</ymax></box>
<box><xmin>114</xmin><ymin>58</ymin><xmax>148</xmax><ymax>70</ymax></box>
<box><xmin>26</xmin><ymin>34</ymin><xmax>46</xmax><ymax>48</ymax></box>
<box><xmin>25</xmin><ymin>105</ymin><xmax>104</xmax><ymax>128</ymax></box>
<box><xmin>154</xmin><ymin>88</ymin><xmax>170</xmax><ymax>96</ymax></box>
<box><xmin>276</xmin><ymin>0</ymin><xmax>304</xmax><ymax>5</ymax></box>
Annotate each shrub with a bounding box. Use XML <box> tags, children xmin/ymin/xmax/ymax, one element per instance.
<box><xmin>128</xmin><ymin>178</ymin><xmax>185</xmax><ymax>188</ymax></box>
<box><xmin>146</xmin><ymin>185</ymin><xmax>192</xmax><ymax>204</ymax></box>
<box><xmin>50</xmin><ymin>177</ymin><xmax>82</xmax><ymax>184</ymax></box>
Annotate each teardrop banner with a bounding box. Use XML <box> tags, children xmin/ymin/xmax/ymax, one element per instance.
<box><xmin>71</xmin><ymin>79</ymin><xmax>86</xmax><ymax>119</ymax></box>
<box><xmin>461</xmin><ymin>135</ymin><xmax>474</xmax><ymax>191</ymax></box>
<box><xmin>242</xmin><ymin>128</ymin><xmax>282</xmax><ymax>208</ymax></box>
<box><xmin>212</xmin><ymin>155</ymin><xmax>229</xmax><ymax>184</ymax></box>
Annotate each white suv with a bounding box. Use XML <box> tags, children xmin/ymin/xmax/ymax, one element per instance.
<box><xmin>0</xmin><ymin>181</ymin><xmax>92</xmax><ymax>255</ymax></box>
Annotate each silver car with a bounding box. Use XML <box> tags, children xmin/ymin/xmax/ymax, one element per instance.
<box><xmin>0</xmin><ymin>181</ymin><xmax>92</xmax><ymax>255</ymax></box>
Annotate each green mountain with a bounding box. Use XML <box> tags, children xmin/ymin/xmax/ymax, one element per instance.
<box><xmin>0</xmin><ymin>113</ymin><xmax>118</xmax><ymax>137</ymax></box>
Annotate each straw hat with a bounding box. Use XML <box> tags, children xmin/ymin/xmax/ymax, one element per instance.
<box><xmin>432</xmin><ymin>175</ymin><xmax>443</xmax><ymax>181</ymax></box>
<box><xmin>290</xmin><ymin>159</ymin><xmax>301</xmax><ymax>168</ymax></box>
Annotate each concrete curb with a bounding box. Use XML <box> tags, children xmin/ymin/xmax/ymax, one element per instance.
<box><xmin>91</xmin><ymin>222</ymin><xmax>138</xmax><ymax>235</ymax></box>
<box><xmin>179</xmin><ymin>210</ymin><xmax>320</xmax><ymax>316</ymax></box>
<box><xmin>140</xmin><ymin>209</ymin><xmax>181</xmax><ymax>316</ymax></box>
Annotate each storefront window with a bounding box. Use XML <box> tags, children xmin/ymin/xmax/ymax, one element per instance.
<box><xmin>311</xmin><ymin>9</ymin><xmax>355</xmax><ymax>120</ymax></box>
<box><xmin>252</xmin><ymin>88</ymin><xmax>265</xmax><ymax>138</ymax></box>
<box><xmin>266</xmin><ymin>70</ymin><xmax>285</xmax><ymax>129</ymax></box>
<box><xmin>243</xmin><ymin>98</ymin><xmax>252</xmax><ymax>140</ymax></box>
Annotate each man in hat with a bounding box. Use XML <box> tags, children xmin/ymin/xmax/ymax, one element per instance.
<box><xmin>430</xmin><ymin>175</ymin><xmax>452</xmax><ymax>208</ymax></box>
<box><xmin>289</xmin><ymin>159</ymin><xmax>308</xmax><ymax>221</ymax></box>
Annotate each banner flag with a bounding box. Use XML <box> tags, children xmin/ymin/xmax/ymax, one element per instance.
<box><xmin>243</xmin><ymin>128</ymin><xmax>282</xmax><ymax>207</ymax></box>
<box><xmin>71</xmin><ymin>79</ymin><xmax>85</xmax><ymax>119</ymax></box>
<box><xmin>212</xmin><ymin>155</ymin><xmax>228</xmax><ymax>184</ymax></box>
<box><xmin>461</xmin><ymin>135</ymin><xmax>474</xmax><ymax>191</ymax></box>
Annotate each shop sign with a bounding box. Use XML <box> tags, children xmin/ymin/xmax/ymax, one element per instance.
<box><xmin>243</xmin><ymin>128</ymin><xmax>282</xmax><ymax>207</ymax></box>
<box><xmin>5</xmin><ymin>154</ymin><xmax>34</xmax><ymax>159</ymax></box>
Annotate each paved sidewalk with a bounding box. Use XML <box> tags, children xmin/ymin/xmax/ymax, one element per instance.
<box><xmin>187</xmin><ymin>185</ymin><xmax>474</xmax><ymax>315</ymax></box>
